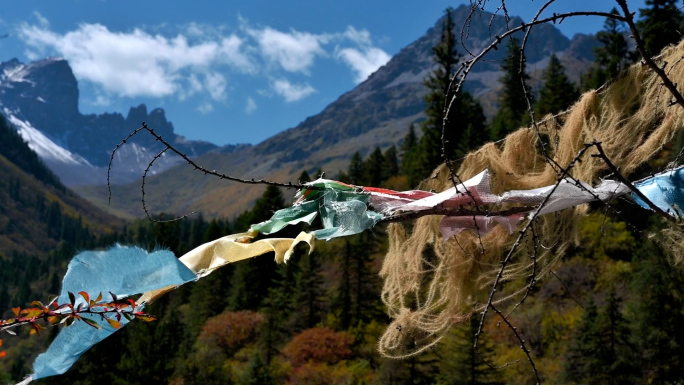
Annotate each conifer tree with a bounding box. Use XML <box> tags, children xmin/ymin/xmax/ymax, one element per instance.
<box><xmin>562</xmin><ymin>297</ymin><xmax>604</xmax><ymax>383</ymax></box>
<box><xmin>436</xmin><ymin>317</ymin><xmax>502</xmax><ymax>385</ymax></box>
<box><xmin>290</xmin><ymin>250</ymin><xmax>324</xmax><ymax>331</ymax></box>
<box><xmin>418</xmin><ymin>7</ymin><xmax>487</xmax><ymax>177</ymax></box>
<box><xmin>382</xmin><ymin>145</ymin><xmax>399</xmax><ymax>181</ymax></box>
<box><xmin>188</xmin><ymin>213</ymin><xmax>207</xmax><ymax>249</ymax></box>
<box><xmin>364</xmin><ymin>147</ymin><xmax>386</xmax><ymax>187</ymax></box>
<box><xmin>347</xmin><ymin>152</ymin><xmax>365</xmax><ymax>185</ymax></box>
<box><xmin>228</xmin><ymin>185</ymin><xmax>286</xmax><ymax>311</ymax></box>
<box><xmin>401</xmin><ymin>124</ymin><xmax>422</xmax><ymax>187</ymax></box>
<box><xmin>298</xmin><ymin>170</ymin><xmax>312</xmax><ymax>183</ymax></box>
<box><xmin>599</xmin><ymin>287</ymin><xmax>637</xmax><ymax>384</ymax></box>
<box><xmin>637</xmin><ymin>0</ymin><xmax>684</xmax><ymax>57</ymax></box>
<box><xmin>627</xmin><ymin>240</ymin><xmax>684</xmax><ymax>383</ymax></box>
<box><xmin>332</xmin><ymin>240</ymin><xmax>354</xmax><ymax>329</ymax></box>
<box><xmin>249</xmin><ymin>185</ymin><xmax>285</xmax><ymax>225</ymax></box>
<box><xmin>536</xmin><ymin>54</ymin><xmax>579</xmax><ymax>116</ymax></box>
<box><xmin>489</xmin><ymin>37</ymin><xmax>533</xmax><ymax>140</ymax></box>
<box><xmin>203</xmin><ymin>219</ymin><xmax>223</xmax><ymax>243</ymax></box>
<box><xmin>419</xmin><ymin>7</ymin><xmax>458</xmax><ymax>176</ymax></box>
<box><xmin>454</xmin><ymin>91</ymin><xmax>488</xmax><ymax>159</ymax></box>
<box><xmin>260</xmin><ymin>263</ymin><xmax>297</xmax><ymax>364</ymax></box>
<box><xmin>584</xmin><ymin>8</ymin><xmax>631</xmax><ymax>90</ymax></box>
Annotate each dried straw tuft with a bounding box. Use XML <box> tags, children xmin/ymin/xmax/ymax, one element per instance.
<box><xmin>379</xmin><ymin>40</ymin><xmax>684</xmax><ymax>357</ymax></box>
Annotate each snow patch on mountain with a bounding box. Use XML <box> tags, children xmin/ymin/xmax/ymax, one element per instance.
<box><xmin>6</xmin><ymin>112</ymin><xmax>92</xmax><ymax>166</ymax></box>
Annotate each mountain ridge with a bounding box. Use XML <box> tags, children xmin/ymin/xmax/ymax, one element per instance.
<box><xmin>0</xmin><ymin>57</ymin><xmax>228</xmax><ymax>185</ymax></box>
<box><xmin>78</xmin><ymin>5</ymin><xmax>598</xmax><ymax>219</ymax></box>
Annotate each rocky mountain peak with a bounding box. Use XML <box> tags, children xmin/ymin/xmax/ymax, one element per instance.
<box><xmin>0</xmin><ymin>58</ymin><xmax>218</xmax><ymax>185</ymax></box>
<box><xmin>1</xmin><ymin>57</ymin><xmax>80</xmax><ymax>122</ymax></box>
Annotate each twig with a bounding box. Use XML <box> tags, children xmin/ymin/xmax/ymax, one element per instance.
<box><xmin>140</xmin><ymin>147</ymin><xmax>196</xmax><ymax>223</ymax></box>
<box><xmin>550</xmin><ymin>270</ymin><xmax>584</xmax><ymax>309</ymax></box>
<box><xmin>379</xmin><ymin>206</ymin><xmax>533</xmax><ymax>223</ymax></box>
<box><xmin>616</xmin><ymin>0</ymin><xmax>684</xmax><ymax>110</ymax></box>
<box><xmin>592</xmin><ymin>141</ymin><xmax>677</xmax><ymax>222</ymax></box>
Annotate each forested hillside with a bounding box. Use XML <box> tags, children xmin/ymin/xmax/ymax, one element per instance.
<box><xmin>3</xmin><ymin>1</ymin><xmax>684</xmax><ymax>384</ymax></box>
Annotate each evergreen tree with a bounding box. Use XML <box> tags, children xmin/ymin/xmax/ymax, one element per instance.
<box><xmin>243</xmin><ymin>351</ymin><xmax>274</xmax><ymax>385</ymax></box>
<box><xmin>627</xmin><ymin>239</ymin><xmax>684</xmax><ymax>383</ymax></box>
<box><xmin>599</xmin><ymin>287</ymin><xmax>637</xmax><ymax>384</ymax></box>
<box><xmin>562</xmin><ymin>297</ymin><xmax>605</xmax><ymax>384</ymax></box>
<box><xmin>290</xmin><ymin>250</ymin><xmax>324</xmax><ymax>331</ymax></box>
<box><xmin>260</xmin><ymin>263</ymin><xmax>297</xmax><ymax>364</ymax></box>
<box><xmin>228</xmin><ymin>186</ymin><xmax>287</xmax><ymax>311</ymax></box>
<box><xmin>584</xmin><ymin>8</ymin><xmax>631</xmax><ymax>90</ymax></box>
<box><xmin>334</xmin><ymin>240</ymin><xmax>354</xmax><ymax>329</ymax></box>
<box><xmin>536</xmin><ymin>54</ymin><xmax>579</xmax><ymax>116</ymax></box>
<box><xmin>347</xmin><ymin>152</ymin><xmax>365</xmax><ymax>185</ymax></box>
<box><xmin>203</xmin><ymin>219</ymin><xmax>223</xmax><ymax>243</ymax></box>
<box><xmin>453</xmin><ymin>91</ymin><xmax>488</xmax><ymax>159</ymax></box>
<box><xmin>298</xmin><ymin>170</ymin><xmax>312</xmax><ymax>183</ymax></box>
<box><xmin>419</xmin><ymin>8</ymin><xmax>458</xmax><ymax>176</ymax></box>
<box><xmin>401</xmin><ymin>124</ymin><xmax>422</xmax><ymax>187</ymax></box>
<box><xmin>418</xmin><ymin>7</ymin><xmax>487</xmax><ymax>177</ymax></box>
<box><xmin>249</xmin><ymin>185</ymin><xmax>285</xmax><ymax>225</ymax></box>
<box><xmin>489</xmin><ymin>37</ymin><xmax>533</xmax><ymax>140</ymax></box>
<box><xmin>637</xmin><ymin>0</ymin><xmax>684</xmax><ymax>57</ymax></box>
<box><xmin>382</xmin><ymin>145</ymin><xmax>399</xmax><ymax>181</ymax></box>
<box><xmin>364</xmin><ymin>147</ymin><xmax>386</xmax><ymax>187</ymax></box>
<box><xmin>436</xmin><ymin>317</ymin><xmax>502</xmax><ymax>385</ymax></box>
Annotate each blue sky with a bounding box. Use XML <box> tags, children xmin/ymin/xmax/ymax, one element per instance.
<box><xmin>0</xmin><ymin>0</ymin><xmax>645</xmax><ymax>146</ymax></box>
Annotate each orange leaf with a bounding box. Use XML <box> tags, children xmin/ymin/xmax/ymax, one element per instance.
<box><xmin>79</xmin><ymin>292</ymin><xmax>90</xmax><ymax>304</ymax></box>
<box><xmin>106</xmin><ymin>318</ymin><xmax>122</xmax><ymax>329</ymax></box>
<box><xmin>11</xmin><ymin>307</ymin><xmax>20</xmax><ymax>318</ymax></box>
<box><xmin>0</xmin><ymin>351</ymin><xmax>6</xmax><ymax>359</ymax></box>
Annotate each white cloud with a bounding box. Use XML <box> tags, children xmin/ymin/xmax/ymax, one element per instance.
<box><xmin>16</xmin><ymin>16</ymin><xmax>391</xmax><ymax>106</ymax></box>
<box><xmin>33</xmin><ymin>11</ymin><xmax>49</xmax><ymax>29</ymax></box>
<box><xmin>17</xmin><ymin>21</ymin><xmax>253</xmax><ymax>99</ymax></box>
<box><xmin>272</xmin><ymin>79</ymin><xmax>316</xmax><ymax>102</ymax></box>
<box><xmin>334</xmin><ymin>26</ymin><xmax>390</xmax><ymax>83</ymax></box>
<box><xmin>196</xmin><ymin>102</ymin><xmax>213</xmax><ymax>114</ymax></box>
<box><xmin>245</xmin><ymin>96</ymin><xmax>257</xmax><ymax>114</ymax></box>
<box><xmin>336</xmin><ymin>46</ymin><xmax>391</xmax><ymax>83</ymax></box>
<box><xmin>204</xmin><ymin>72</ymin><xmax>227</xmax><ymax>100</ymax></box>
<box><xmin>342</xmin><ymin>26</ymin><xmax>371</xmax><ymax>46</ymax></box>
<box><xmin>248</xmin><ymin>26</ymin><xmax>326</xmax><ymax>74</ymax></box>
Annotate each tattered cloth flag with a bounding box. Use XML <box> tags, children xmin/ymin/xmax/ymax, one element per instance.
<box><xmin>19</xmin><ymin>233</ymin><xmax>314</xmax><ymax>384</ymax></box>
<box><xmin>27</xmin><ymin>246</ymin><xmax>196</xmax><ymax>382</ymax></box>
<box><xmin>250</xmin><ymin>171</ymin><xmax>632</xmax><ymax>243</ymax></box>
<box><xmin>16</xmin><ymin>166</ymin><xmax>676</xmax><ymax>384</ymax></box>
<box><xmin>633</xmin><ymin>166</ymin><xmax>684</xmax><ymax>217</ymax></box>
<box><xmin>250</xmin><ymin>179</ymin><xmax>382</xmax><ymax>240</ymax></box>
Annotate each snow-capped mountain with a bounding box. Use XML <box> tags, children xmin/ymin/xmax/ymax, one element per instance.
<box><xmin>0</xmin><ymin>57</ymin><xmax>223</xmax><ymax>186</ymax></box>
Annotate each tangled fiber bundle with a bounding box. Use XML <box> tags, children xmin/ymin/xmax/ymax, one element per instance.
<box><xmin>378</xmin><ymin>40</ymin><xmax>684</xmax><ymax>357</ymax></box>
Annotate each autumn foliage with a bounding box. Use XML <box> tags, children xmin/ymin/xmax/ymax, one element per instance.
<box><xmin>198</xmin><ymin>310</ymin><xmax>264</xmax><ymax>355</ymax></box>
<box><xmin>282</xmin><ymin>327</ymin><xmax>353</xmax><ymax>366</ymax></box>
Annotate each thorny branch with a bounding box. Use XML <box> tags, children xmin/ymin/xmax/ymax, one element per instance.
<box><xmin>108</xmin><ymin>122</ymin><xmax>324</xmax><ymax>222</ymax></box>
<box><xmin>101</xmin><ymin>2</ymin><xmax>684</xmax><ymax>383</ymax></box>
<box><xmin>379</xmin><ymin>205</ymin><xmax>534</xmax><ymax>223</ymax></box>
<box><xmin>0</xmin><ymin>295</ymin><xmax>155</xmax><ymax>337</ymax></box>
<box><xmin>443</xmin><ymin>1</ymin><xmax>684</xmax><ymax>382</ymax></box>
